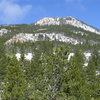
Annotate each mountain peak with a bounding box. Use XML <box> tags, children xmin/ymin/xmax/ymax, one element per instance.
<box><xmin>66</xmin><ymin>16</ymin><xmax>75</xmax><ymax>19</ymax></box>
<box><xmin>35</xmin><ymin>16</ymin><xmax>100</xmax><ymax>35</ymax></box>
<box><xmin>35</xmin><ymin>16</ymin><xmax>77</xmax><ymax>25</ymax></box>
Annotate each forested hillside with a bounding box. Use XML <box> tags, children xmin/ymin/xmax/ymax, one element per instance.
<box><xmin>0</xmin><ymin>17</ymin><xmax>100</xmax><ymax>100</ymax></box>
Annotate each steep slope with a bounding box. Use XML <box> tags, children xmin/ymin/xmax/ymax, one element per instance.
<box><xmin>0</xmin><ymin>16</ymin><xmax>99</xmax><ymax>52</ymax></box>
<box><xmin>35</xmin><ymin>16</ymin><xmax>100</xmax><ymax>35</ymax></box>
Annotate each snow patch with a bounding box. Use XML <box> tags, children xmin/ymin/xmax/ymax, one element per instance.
<box><xmin>84</xmin><ymin>52</ymin><xmax>91</xmax><ymax>60</ymax></box>
<box><xmin>15</xmin><ymin>53</ymin><xmax>33</xmax><ymax>60</ymax></box>
<box><xmin>16</xmin><ymin>53</ymin><xmax>21</xmax><ymax>60</ymax></box>
<box><xmin>84</xmin><ymin>52</ymin><xmax>91</xmax><ymax>66</ymax></box>
<box><xmin>68</xmin><ymin>53</ymin><xmax>74</xmax><ymax>61</ymax></box>
<box><xmin>25</xmin><ymin>53</ymin><xmax>32</xmax><ymax>60</ymax></box>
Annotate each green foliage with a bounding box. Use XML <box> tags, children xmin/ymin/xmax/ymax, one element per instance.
<box><xmin>86</xmin><ymin>51</ymin><xmax>100</xmax><ymax>99</ymax></box>
<box><xmin>2</xmin><ymin>57</ymin><xmax>27</xmax><ymax>100</ymax></box>
<box><xmin>0</xmin><ymin>19</ymin><xmax>100</xmax><ymax>100</ymax></box>
<box><xmin>61</xmin><ymin>50</ymin><xmax>91</xmax><ymax>100</ymax></box>
<box><xmin>0</xmin><ymin>43</ymin><xmax>100</xmax><ymax>100</ymax></box>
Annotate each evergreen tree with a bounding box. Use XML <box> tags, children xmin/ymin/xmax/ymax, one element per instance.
<box><xmin>62</xmin><ymin>50</ymin><xmax>90</xmax><ymax>100</ymax></box>
<box><xmin>27</xmin><ymin>50</ymin><xmax>45</xmax><ymax>100</ymax></box>
<box><xmin>2</xmin><ymin>57</ymin><xmax>27</xmax><ymax>100</ymax></box>
<box><xmin>87</xmin><ymin>52</ymin><xmax>100</xmax><ymax>99</ymax></box>
<box><xmin>42</xmin><ymin>45</ymin><xmax>69</xmax><ymax>99</ymax></box>
<box><xmin>28</xmin><ymin>45</ymin><xmax>70</xmax><ymax>100</ymax></box>
<box><xmin>0</xmin><ymin>45</ymin><xmax>8</xmax><ymax>80</ymax></box>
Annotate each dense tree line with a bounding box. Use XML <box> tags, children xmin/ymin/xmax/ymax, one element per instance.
<box><xmin>0</xmin><ymin>44</ymin><xmax>100</xmax><ymax>100</ymax></box>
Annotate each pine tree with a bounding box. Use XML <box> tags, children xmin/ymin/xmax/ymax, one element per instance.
<box><xmin>28</xmin><ymin>45</ymin><xmax>70</xmax><ymax>100</ymax></box>
<box><xmin>62</xmin><ymin>50</ymin><xmax>90</xmax><ymax>100</ymax></box>
<box><xmin>41</xmin><ymin>45</ymin><xmax>70</xmax><ymax>99</ymax></box>
<box><xmin>2</xmin><ymin>56</ymin><xmax>27</xmax><ymax>100</ymax></box>
<box><xmin>87</xmin><ymin>52</ymin><xmax>100</xmax><ymax>99</ymax></box>
<box><xmin>0</xmin><ymin>45</ymin><xmax>8</xmax><ymax>80</ymax></box>
<box><xmin>27</xmin><ymin>50</ymin><xmax>45</xmax><ymax>100</ymax></box>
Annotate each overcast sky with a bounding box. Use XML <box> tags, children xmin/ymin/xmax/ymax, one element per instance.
<box><xmin>0</xmin><ymin>0</ymin><xmax>100</xmax><ymax>29</ymax></box>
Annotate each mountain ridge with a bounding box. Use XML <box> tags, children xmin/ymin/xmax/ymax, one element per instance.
<box><xmin>35</xmin><ymin>16</ymin><xmax>100</xmax><ymax>35</ymax></box>
<box><xmin>0</xmin><ymin>16</ymin><xmax>100</xmax><ymax>48</ymax></box>
<box><xmin>0</xmin><ymin>16</ymin><xmax>100</xmax><ymax>35</ymax></box>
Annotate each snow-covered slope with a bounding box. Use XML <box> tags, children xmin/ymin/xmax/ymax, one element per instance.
<box><xmin>5</xmin><ymin>33</ymin><xmax>79</xmax><ymax>45</ymax></box>
<box><xmin>35</xmin><ymin>16</ymin><xmax>100</xmax><ymax>35</ymax></box>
